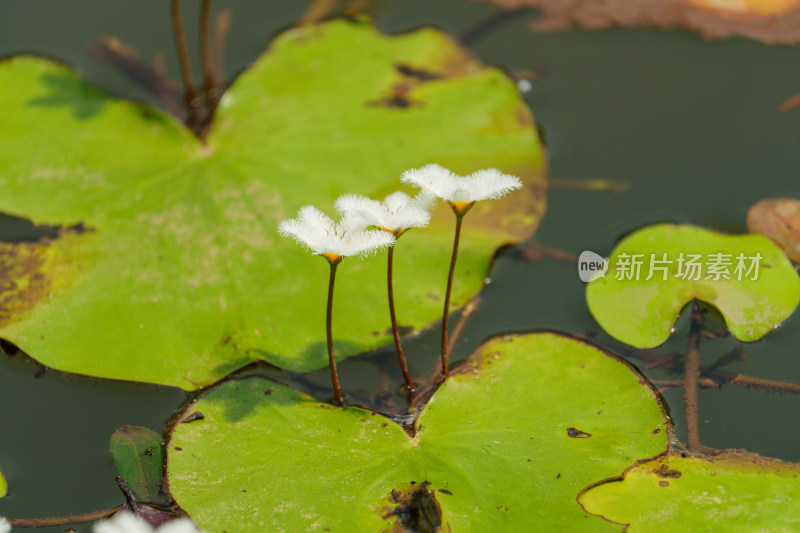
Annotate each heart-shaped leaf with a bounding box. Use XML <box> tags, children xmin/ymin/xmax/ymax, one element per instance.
<box><xmin>167</xmin><ymin>333</ymin><xmax>668</xmax><ymax>532</ymax></box>
<box><xmin>586</xmin><ymin>224</ymin><xmax>800</xmax><ymax>348</ymax></box>
<box><xmin>579</xmin><ymin>451</ymin><xmax>800</xmax><ymax>531</ymax></box>
<box><xmin>110</xmin><ymin>425</ymin><xmax>166</xmax><ymax>504</ymax></box>
<box><xmin>0</xmin><ymin>18</ymin><xmax>546</xmax><ymax>389</ymax></box>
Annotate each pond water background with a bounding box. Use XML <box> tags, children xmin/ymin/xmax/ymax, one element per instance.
<box><xmin>1</xmin><ymin>0</ymin><xmax>800</xmax><ymax>529</ymax></box>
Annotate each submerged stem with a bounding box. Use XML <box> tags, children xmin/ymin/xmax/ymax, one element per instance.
<box><xmin>440</xmin><ymin>214</ymin><xmax>464</xmax><ymax>377</ymax></box>
<box><xmin>683</xmin><ymin>301</ymin><xmax>702</xmax><ymax>450</ymax></box>
<box><xmin>171</xmin><ymin>0</ymin><xmax>199</xmax><ymax>126</ymax></box>
<box><xmin>9</xmin><ymin>507</ymin><xmax>121</xmax><ymax>528</ymax></box>
<box><xmin>388</xmin><ymin>245</ymin><xmax>414</xmax><ymax>393</ymax></box>
<box><xmin>327</xmin><ymin>260</ymin><xmax>345</xmax><ymax>407</ymax></box>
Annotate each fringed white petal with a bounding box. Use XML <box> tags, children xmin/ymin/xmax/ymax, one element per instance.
<box><xmin>279</xmin><ymin>205</ymin><xmax>394</xmax><ymax>257</ymax></box>
<box><xmin>339</xmin><ymin>229</ymin><xmax>395</xmax><ymax>257</ymax></box>
<box><xmin>93</xmin><ymin>514</ymin><xmax>207</xmax><ymax>533</ymax></box>
<box><xmin>93</xmin><ymin>513</ymin><xmax>153</xmax><ymax>533</ymax></box>
<box><xmin>0</xmin><ymin>517</ymin><xmax>10</xmax><ymax>533</ymax></box>
<box><xmin>335</xmin><ymin>191</ymin><xmax>431</xmax><ymax>232</ymax></box>
<box><xmin>402</xmin><ymin>165</ymin><xmax>522</xmax><ymax>204</ymax></box>
<box><xmin>400</xmin><ymin>164</ymin><xmax>458</xmax><ymax>200</ymax></box>
<box><xmin>464</xmin><ymin>169</ymin><xmax>523</xmax><ymax>202</ymax></box>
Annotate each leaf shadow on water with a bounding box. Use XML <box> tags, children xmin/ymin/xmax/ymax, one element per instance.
<box><xmin>27</xmin><ymin>71</ymin><xmax>109</xmax><ymax>120</ymax></box>
<box><xmin>188</xmin><ymin>374</ymin><xmax>323</xmax><ymax>425</ymax></box>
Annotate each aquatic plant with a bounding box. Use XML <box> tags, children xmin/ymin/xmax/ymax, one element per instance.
<box><xmin>586</xmin><ymin>223</ymin><xmax>800</xmax><ymax>450</ymax></box>
<box><xmin>335</xmin><ymin>191</ymin><xmax>432</xmax><ymax>393</ymax></box>
<box><xmin>279</xmin><ymin>206</ymin><xmax>395</xmax><ymax>406</ymax></box>
<box><xmin>401</xmin><ymin>164</ymin><xmax>522</xmax><ymax>376</ymax></box>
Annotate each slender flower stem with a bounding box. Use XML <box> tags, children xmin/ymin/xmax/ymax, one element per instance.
<box><xmin>171</xmin><ymin>0</ymin><xmax>199</xmax><ymax>126</ymax></box>
<box><xmin>388</xmin><ymin>245</ymin><xmax>414</xmax><ymax>393</ymax></box>
<box><xmin>200</xmin><ymin>0</ymin><xmax>220</xmax><ymax>112</ymax></box>
<box><xmin>326</xmin><ymin>259</ymin><xmax>345</xmax><ymax>407</ymax></box>
<box><xmin>683</xmin><ymin>301</ymin><xmax>702</xmax><ymax>450</ymax></box>
<box><xmin>440</xmin><ymin>213</ymin><xmax>464</xmax><ymax>377</ymax></box>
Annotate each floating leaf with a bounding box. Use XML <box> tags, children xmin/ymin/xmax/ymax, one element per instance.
<box><xmin>586</xmin><ymin>224</ymin><xmax>800</xmax><ymax>348</ymax></box>
<box><xmin>0</xmin><ymin>471</ymin><xmax>6</xmax><ymax>498</ymax></box>
<box><xmin>167</xmin><ymin>333</ymin><xmax>667</xmax><ymax>532</ymax></box>
<box><xmin>109</xmin><ymin>425</ymin><xmax>165</xmax><ymax>504</ymax></box>
<box><xmin>580</xmin><ymin>451</ymin><xmax>800</xmax><ymax>531</ymax></box>
<box><xmin>747</xmin><ymin>198</ymin><xmax>800</xmax><ymax>262</ymax></box>
<box><xmin>0</xmin><ymin>18</ymin><xmax>546</xmax><ymax>389</ymax></box>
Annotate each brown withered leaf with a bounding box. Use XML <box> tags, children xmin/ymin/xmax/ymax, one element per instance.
<box><xmin>747</xmin><ymin>198</ymin><xmax>800</xmax><ymax>262</ymax></box>
<box><xmin>479</xmin><ymin>0</ymin><xmax>800</xmax><ymax>45</ymax></box>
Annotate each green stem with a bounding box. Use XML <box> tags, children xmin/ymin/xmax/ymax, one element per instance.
<box><xmin>327</xmin><ymin>260</ymin><xmax>345</xmax><ymax>407</ymax></box>
<box><xmin>440</xmin><ymin>214</ymin><xmax>464</xmax><ymax>377</ymax></box>
<box><xmin>388</xmin><ymin>245</ymin><xmax>414</xmax><ymax>393</ymax></box>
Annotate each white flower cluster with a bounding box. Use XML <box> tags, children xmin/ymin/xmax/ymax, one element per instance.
<box><xmin>93</xmin><ymin>512</ymin><xmax>207</xmax><ymax>533</ymax></box>
<box><xmin>279</xmin><ymin>165</ymin><xmax>522</xmax><ymax>256</ymax></box>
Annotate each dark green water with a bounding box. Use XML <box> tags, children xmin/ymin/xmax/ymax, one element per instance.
<box><xmin>1</xmin><ymin>0</ymin><xmax>800</xmax><ymax>530</ymax></box>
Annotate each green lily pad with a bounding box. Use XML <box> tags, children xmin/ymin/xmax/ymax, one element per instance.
<box><xmin>579</xmin><ymin>451</ymin><xmax>800</xmax><ymax>531</ymax></box>
<box><xmin>167</xmin><ymin>333</ymin><xmax>668</xmax><ymax>532</ymax></box>
<box><xmin>586</xmin><ymin>224</ymin><xmax>800</xmax><ymax>348</ymax></box>
<box><xmin>110</xmin><ymin>425</ymin><xmax>166</xmax><ymax>504</ymax></box>
<box><xmin>0</xmin><ymin>471</ymin><xmax>6</xmax><ymax>498</ymax></box>
<box><xmin>0</xmin><ymin>18</ymin><xmax>546</xmax><ymax>389</ymax></box>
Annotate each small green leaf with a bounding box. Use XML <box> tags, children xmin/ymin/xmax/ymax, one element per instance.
<box><xmin>0</xmin><ymin>471</ymin><xmax>6</xmax><ymax>498</ymax></box>
<box><xmin>586</xmin><ymin>224</ymin><xmax>800</xmax><ymax>348</ymax></box>
<box><xmin>167</xmin><ymin>333</ymin><xmax>667</xmax><ymax>532</ymax></box>
<box><xmin>0</xmin><ymin>18</ymin><xmax>546</xmax><ymax>389</ymax></box>
<box><xmin>109</xmin><ymin>425</ymin><xmax>164</xmax><ymax>503</ymax></box>
<box><xmin>580</xmin><ymin>451</ymin><xmax>800</xmax><ymax>531</ymax></box>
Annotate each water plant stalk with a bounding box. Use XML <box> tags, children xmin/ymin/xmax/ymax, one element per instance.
<box><xmin>683</xmin><ymin>301</ymin><xmax>702</xmax><ymax>450</ymax></box>
<box><xmin>440</xmin><ymin>207</ymin><xmax>469</xmax><ymax>377</ymax></box>
<box><xmin>171</xmin><ymin>0</ymin><xmax>199</xmax><ymax>127</ymax></box>
<box><xmin>387</xmin><ymin>245</ymin><xmax>414</xmax><ymax>393</ymax></box>
<box><xmin>200</xmin><ymin>0</ymin><xmax>220</xmax><ymax>112</ymax></box>
<box><xmin>326</xmin><ymin>258</ymin><xmax>345</xmax><ymax>407</ymax></box>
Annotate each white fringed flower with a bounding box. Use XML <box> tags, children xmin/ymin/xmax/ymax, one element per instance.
<box><xmin>334</xmin><ymin>192</ymin><xmax>431</xmax><ymax>235</ymax></box>
<box><xmin>278</xmin><ymin>205</ymin><xmax>395</xmax><ymax>261</ymax></box>
<box><xmin>0</xmin><ymin>516</ymin><xmax>10</xmax><ymax>533</ymax></box>
<box><xmin>93</xmin><ymin>513</ymin><xmax>206</xmax><ymax>533</ymax></box>
<box><xmin>401</xmin><ymin>164</ymin><xmax>522</xmax><ymax>214</ymax></box>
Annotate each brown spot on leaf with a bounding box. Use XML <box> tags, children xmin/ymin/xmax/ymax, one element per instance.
<box><xmin>566</xmin><ymin>427</ymin><xmax>592</xmax><ymax>438</ymax></box>
<box><xmin>182</xmin><ymin>412</ymin><xmax>205</xmax><ymax>423</ymax></box>
<box><xmin>651</xmin><ymin>428</ymin><xmax>661</xmax><ymax>434</ymax></box>
<box><xmin>380</xmin><ymin>482</ymin><xmax>442</xmax><ymax>533</ymax></box>
<box><xmin>659</xmin><ymin>481</ymin><xmax>670</xmax><ymax>487</ymax></box>
<box><xmin>0</xmin><ymin>227</ymin><xmax>86</xmax><ymax>329</ymax></box>
<box><xmin>395</xmin><ymin>63</ymin><xmax>442</xmax><ymax>81</ymax></box>
<box><xmin>656</xmin><ymin>465</ymin><xmax>682</xmax><ymax>478</ymax></box>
